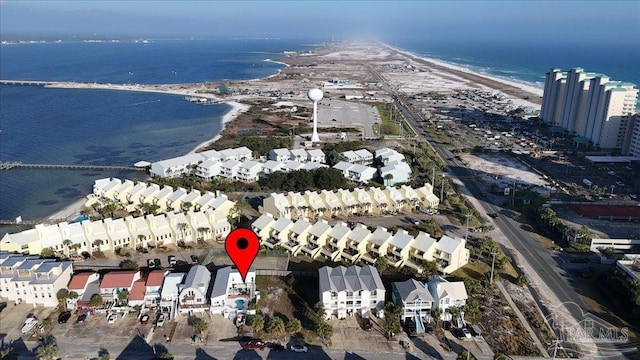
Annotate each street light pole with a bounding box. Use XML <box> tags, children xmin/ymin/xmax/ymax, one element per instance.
<box><xmin>490</xmin><ymin>249</ymin><xmax>498</xmax><ymax>285</ymax></box>
<box><xmin>465</xmin><ymin>214</ymin><xmax>470</xmax><ymax>241</ymax></box>
<box><xmin>440</xmin><ymin>174</ymin><xmax>445</xmax><ymax>202</ymax></box>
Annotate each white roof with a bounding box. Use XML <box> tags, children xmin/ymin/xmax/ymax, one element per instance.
<box><xmin>199</xmin><ymin>159</ymin><xmax>221</xmax><ymax>169</ymax></box>
<box><xmin>347</xmin><ymin>225</ymin><xmax>371</xmax><ymax>244</ymax></box>
<box><xmin>337</xmin><ymin>189</ymin><xmax>357</xmax><ymax>206</ymax></box>
<box><xmin>283</xmin><ymin>161</ymin><xmax>304</xmax><ymax>171</ymax></box>
<box><xmin>161</xmin><ymin>273</ymin><xmax>185</xmax><ymax>299</ymax></box>
<box><xmin>263</xmin><ymin>160</ymin><xmax>286</xmax><ymax>171</ymax></box>
<box><xmin>303</xmin><ymin>162</ymin><xmax>326</xmax><ymax>170</ymax></box>
<box><xmin>222</xmin><ymin>159</ymin><xmax>241</xmax><ymax>169</ymax></box>
<box><xmin>435</xmin><ymin>235</ymin><xmax>462</xmax><ymax>254</ymax></box>
<box><xmin>349</xmin><ymin>164</ymin><xmax>376</xmax><ymax>175</ymax></box>
<box><xmin>327</xmin><ymin>222</ymin><xmax>351</xmax><ymax>240</ymax></box>
<box><xmin>354</xmin><ymin>149</ymin><xmax>373</xmax><ymax>158</ymax></box>
<box><xmin>429</xmin><ymin>276</ymin><xmax>468</xmax><ymax>301</ymax></box>
<box><xmin>307</xmin><ymin>149</ymin><xmax>325</xmax><ymax>157</ymax></box>
<box><xmin>271</xmin><ymin>148</ymin><xmax>290</xmax><ymax>156</ymax></box>
<box><xmin>240</xmin><ymin>160</ymin><xmax>263</xmax><ymax>170</ymax></box>
<box><xmin>252</xmin><ymin>214</ymin><xmax>275</xmax><ymax>231</ymax></box>
<box><xmin>309</xmin><ymin>220</ymin><xmax>332</xmax><ymax>238</ymax></box>
<box><xmin>291</xmin><ymin>218</ymin><xmax>312</xmax><ymax>235</ymax></box>
<box><xmin>369</xmin><ymin>227</ymin><xmax>392</xmax><ymax>246</ymax></box>
<box><xmin>155</xmin><ymin>153</ymin><xmax>206</xmax><ymax>168</ymax></box>
<box><xmin>389</xmin><ymin>230</ymin><xmax>413</xmax><ymax>250</ymax></box>
<box><xmin>272</xmin><ymin>217</ymin><xmax>293</xmax><ymax>233</ymax></box>
<box><xmin>341</xmin><ymin>150</ymin><xmax>358</xmax><ymax>160</ymax></box>
<box><xmin>333</xmin><ymin>161</ymin><xmax>354</xmax><ymax>172</ymax></box>
<box><xmin>199</xmin><ymin>149</ymin><xmax>220</xmax><ymax>159</ymax></box>
<box><xmin>234</xmin><ymin>146</ymin><xmax>252</xmax><ymax>156</ymax></box>
<box><xmin>411</xmin><ymin>232</ymin><xmax>437</xmax><ymax>253</ymax></box>
<box><xmin>290</xmin><ymin>149</ymin><xmax>308</xmax><ymax>158</ymax></box>
<box><xmin>219</xmin><ymin>148</ymin><xmax>238</xmax><ymax>159</ymax></box>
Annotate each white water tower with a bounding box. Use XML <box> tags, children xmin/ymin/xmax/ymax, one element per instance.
<box><xmin>307</xmin><ymin>88</ymin><xmax>323</xmax><ymax>142</ymax></box>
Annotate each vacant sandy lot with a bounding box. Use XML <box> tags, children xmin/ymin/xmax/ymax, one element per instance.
<box><xmin>459</xmin><ymin>153</ymin><xmax>549</xmax><ymax>187</ymax></box>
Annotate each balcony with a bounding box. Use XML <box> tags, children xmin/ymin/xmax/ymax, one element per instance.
<box><xmin>359</xmin><ymin>253</ymin><xmax>376</xmax><ymax>265</ymax></box>
<box><xmin>341</xmin><ymin>248</ymin><xmax>359</xmax><ymax>262</ymax></box>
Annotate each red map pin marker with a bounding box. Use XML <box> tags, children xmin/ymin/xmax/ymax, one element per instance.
<box><xmin>225</xmin><ymin>228</ymin><xmax>260</xmax><ymax>282</ymax></box>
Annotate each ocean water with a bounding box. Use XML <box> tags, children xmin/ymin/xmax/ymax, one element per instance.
<box><xmin>0</xmin><ymin>39</ymin><xmax>314</xmax><ymax>230</ymax></box>
<box><xmin>1</xmin><ymin>38</ymin><xmax>638</xmax><ymax>231</ymax></box>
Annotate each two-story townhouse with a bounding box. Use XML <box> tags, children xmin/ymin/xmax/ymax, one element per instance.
<box><xmin>159</xmin><ymin>272</ymin><xmax>185</xmax><ymax>320</ymax></box>
<box><xmin>151</xmin><ymin>186</ymin><xmax>175</xmax><ymax>211</ymax></box>
<box><xmin>289</xmin><ymin>149</ymin><xmax>308</xmax><ymax>162</ymax></box>
<box><xmin>210</xmin><ymin>266</ymin><xmax>257</xmax><ymax>316</ymax></box>
<box><xmin>166</xmin><ymin>188</ymin><xmax>188</xmax><ymax>212</ymax></box>
<box><xmin>282</xmin><ymin>161</ymin><xmax>304</xmax><ymax>172</ymax></box>
<box><xmin>218</xmin><ymin>148</ymin><xmax>239</xmax><ymax>162</ymax></box>
<box><xmin>203</xmin><ymin>209</ymin><xmax>231</xmax><ymax>241</ymax></box>
<box><xmin>369</xmin><ymin>187</ymin><xmax>391</xmax><ymax>214</ymax></box>
<box><xmin>251</xmin><ymin>214</ymin><xmax>277</xmax><ymax>242</ymax></box>
<box><xmin>124</xmin><ymin>182</ymin><xmax>149</xmax><ymax>212</ymax></box>
<box><xmin>353</xmin><ymin>149</ymin><xmax>374</xmax><ymax>165</ymax></box>
<box><xmin>307</xmin><ymin>149</ymin><xmax>326</xmax><ymax>163</ymax></box>
<box><xmin>320</xmin><ymin>190</ymin><xmax>342</xmax><ymax>217</ymax></box>
<box><xmin>360</xmin><ymin>227</ymin><xmax>393</xmax><ymax>265</ymax></box>
<box><xmin>260</xmin><ymin>193</ymin><xmax>291</xmax><ymax>219</ymax></box>
<box><xmin>384</xmin><ymin>186</ymin><xmax>405</xmax><ymax>212</ymax></box>
<box><xmin>318</xmin><ymin>265</ymin><xmax>386</xmax><ymax>320</ymax></box>
<box><xmin>83</xmin><ymin>220</ymin><xmax>110</xmax><ymax>253</ymax></box>
<box><xmin>416</xmin><ymin>184</ymin><xmax>440</xmax><ymax>208</ymax></box>
<box><xmin>392</xmin><ymin>279</ymin><xmax>434</xmax><ymax>322</ymax></box>
<box><xmin>194</xmin><ymin>192</ymin><xmax>216</xmax><ymax>212</ymax></box>
<box><xmin>144</xmin><ymin>270</ymin><xmax>168</xmax><ymax>307</ymax></box>
<box><xmin>104</xmin><ymin>218</ymin><xmax>132</xmax><ymax>252</ymax></box>
<box><xmin>187</xmin><ymin>211</ymin><xmax>212</xmax><ymax>241</ymax></box>
<box><xmin>168</xmin><ymin>212</ymin><xmax>194</xmax><ymax>244</ymax></box>
<box><xmin>332</xmin><ymin>161</ymin><xmax>354</xmax><ymax>178</ymax></box>
<box><xmin>137</xmin><ymin>184</ymin><xmax>161</xmax><ymax>209</ymax></box>
<box><xmin>399</xmin><ymin>185</ymin><xmax>420</xmax><ymax>210</ymax></box>
<box><xmin>337</xmin><ymin>189</ymin><xmax>358</xmax><ymax>216</ymax></box>
<box><xmin>299</xmin><ymin>219</ymin><xmax>332</xmax><ymax>259</ymax></box>
<box><xmin>433</xmin><ymin>236</ymin><xmax>470</xmax><ymax>274</ymax></box>
<box><xmin>0</xmin><ymin>255</ymin><xmax>28</xmax><ymax>302</ymax></box>
<box><xmin>237</xmin><ymin>160</ymin><xmax>263</xmax><ymax>182</ymax></box>
<box><xmin>66</xmin><ymin>272</ymin><xmax>100</xmax><ymax>310</ymax></box>
<box><xmin>99</xmin><ymin>271</ymin><xmax>141</xmax><ymax>301</ymax></box>
<box><xmin>125</xmin><ymin>215</ymin><xmax>153</xmax><ymax>250</ymax></box>
<box><xmin>284</xmin><ymin>218</ymin><xmax>312</xmax><ymax>255</ymax></box>
<box><xmin>220</xmin><ymin>159</ymin><xmax>242</xmax><ymax>180</ymax></box>
<box><xmin>347</xmin><ymin>164</ymin><xmax>378</xmax><ymax>184</ymax></box>
<box><xmin>340</xmin><ymin>151</ymin><xmax>360</xmax><ymax>163</ymax></box>
<box><xmin>269</xmin><ymin>148</ymin><xmax>291</xmax><ymax>162</ymax></box>
<box><xmin>112</xmin><ymin>180</ymin><xmax>135</xmax><ymax>204</ymax></box>
<box><xmin>404</xmin><ymin>232</ymin><xmax>437</xmax><ymax>272</ymax></box>
<box><xmin>387</xmin><ymin>230</ymin><xmax>413</xmax><ymax>267</ymax></box>
<box><xmin>234</xmin><ymin>146</ymin><xmax>253</xmax><ymax>161</ymax></box>
<box><xmin>261</xmin><ymin>160</ymin><xmax>286</xmax><ymax>175</ymax></box>
<box><xmin>127</xmin><ymin>279</ymin><xmax>147</xmax><ymax>307</ymax></box>
<box><xmin>324</xmin><ymin>222</ymin><xmax>351</xmax><ymax>261</ymax></box>
<box><xmin>205</xmin><ymin>194</ymin><xmax>236</xmax><ymax>215</ymax></box>
<box><xmin>178</xmin><ymin>265</ymin><xmax>211</xmax><ymax>313</ymax></box>
<box><xmin>303</xmin><ymin>190</ymin><xmax>326</xmax><ymax>219</ymax></box>
<box><xmin>283</xmin><ymin>192</ymin><xmax>304</xmax><ymax>219</ymax></box>
<box><xmin>340</xmin><ymin>225</ymin><xmax>371</xmax><ymax>263</ymax></box>
<box><xmin>150</xmin><ymin>153</ymin><xmax>206</xmax><ymax>178</ymax></box>
<box><xmin>180</xmin><ymin>191</ymin><xmax>202</xmax><ymax>212</ymax></box>
<box><xmin>427</xmin><ymin>276</ymin><xmax>468</xmax><ymax>322</ymax></box>
<box><xmin>353</xmin><ymin>187</ymin><xmax>374</xmax><ymax>215</ymax></box>
<box><xmin>93</xmin><ymin>178</ymin><xmax>122</xmax><ymax>198</ymax></box>
<box><xmin>200</xmin><ymin>149</ymin><xmax>221</xmax><ymax>162</ymax></box>
<box><xmin>146</xmin><ymin>213</ymin><xmax>173</xmax><ymax>246</ymax></box>
<box><xmin>197</xmin><ymin>159</ymin><xmax>223</xmax><ymax>180</ymax></box>
<box><xmin>265</xmin><ymin>217</ymin><xmax>294</xmax><ymax>249</ymax></box>
<box><xmin>58</xmin><ymin>221</ymin><xmax>89</xmax><ymax>255</ymax></box>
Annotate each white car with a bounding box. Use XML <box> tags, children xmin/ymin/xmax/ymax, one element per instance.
<box><xmin>21</xmin><ymin>318</ymin><xmax>38</xmax><ymax>334</ymax></box>
<box><xmin>290</xmin><ymin>344</ymin><xmax>308</xmax><ymax>353</ymax></box>
<box><xmin>107</xmin><ymin>313</ymin><xmax>118</xmax><ymax>324</ymax></box>
<box><xmin>156</xmin><ymin>313</ymin><xmax>166</xmax><ymax>327</ymax></box>
<box><xmin>462</xmin><ymin>328</ymin><xmax>472</xmax><ymax>338</ymax></box>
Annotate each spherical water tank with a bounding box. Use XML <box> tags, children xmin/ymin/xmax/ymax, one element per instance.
<box><xmin>307</xmin><ymin>88</ymin><xmax>324</xmax><ymax>102</ymax></box>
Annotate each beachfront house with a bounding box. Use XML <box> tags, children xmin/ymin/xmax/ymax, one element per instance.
<box><xmin>427</xmin><ymin>276</ymin><xmax>468</xmax><ymax>322</ymax></box>
<box><xmin>220</xmin><ymin>159</ymin><xmax>242</xmax><ymax>180</ymax></box>
<box><xmin>159</xmin><ymin>272</ymin><xmax>185</xmax><ymax>319</ymax></box>
<box><xmin>269</xmin><ymin>148</ymin><xmax>291</xmax><ymax>162</ymax></box>
<box><xmin>99</xmin><ymin>270</ymin><xmax>141</xmax><ymax>301</ymax></box>
<box><xmin>66</xmin><ymin>272</ymin><xmax>100</xmax><ymax>310</ymax></box>
<box><xmin>150</xmin><ymin>153</ymin><xmax>206</xmax><ymax>178</ymax></box>
<box><xmin>318</xmin><ymin>265</ymin><xmax>386</xmax><ymax>320</ymax></box>
<box><xmin>197</xmin><ymin>159</ymin><xmax>223</xmax><ymax>179</ymax></box>
<box><xmin>178</xmin><ymin>265</ymin><xmax>211</xmax><ymax>313</ymax></box>
<box><xmin>392</xmin><ymin>279</ymin><xmax>434</xmax><ymax>322</ymax></box>
<box><xmin>209</xmin><ymin>266</ymin><xmax>257</xmax><ymax>317</ymax></box>
<box><xmin>237</xmin><ymin>160</ymin><xmax>263</xmax><ymax>182</ymax></box>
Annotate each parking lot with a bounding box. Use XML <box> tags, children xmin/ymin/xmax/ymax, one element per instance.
<box><xmin>328</xmin><ymin>315</ymin><xmax>403</xmax><ymax>353</ymax></box>
<box><xmin>316</xmin><ymin>99</ymin><xmax>381</xmax><ymax>138</ymax></box>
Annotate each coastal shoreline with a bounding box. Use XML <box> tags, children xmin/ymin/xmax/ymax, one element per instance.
<box><xmin>188</xmin><ymin>100</ymin><xmax>250</xmax><ymax>154</ymax></box>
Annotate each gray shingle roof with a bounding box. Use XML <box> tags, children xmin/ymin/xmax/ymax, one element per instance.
<box><xmin>393</xmin><ymin>279</ymin><xmax>433</xmax><ymax>303</ymax></box>
<box><xmin>319</xmin><ymin>265</ymin><xmax>384</xmax><ymax>294</ymax></box>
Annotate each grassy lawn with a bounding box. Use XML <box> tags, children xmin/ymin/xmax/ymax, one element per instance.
<box><xmin>375</xmin><ymin>104</ymin><xmax>415</xmax><ymax>136</ymax></box>
<box><xmin>452</xmin><ymin>261</ymin><xmax>488</xmax><ymax>281</ymax></box>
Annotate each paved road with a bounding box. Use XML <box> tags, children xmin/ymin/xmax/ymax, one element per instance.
<box><xmin>367</xmin><ymin>63</ymin><xmax>638</xmax><ymax>358</ymax></box>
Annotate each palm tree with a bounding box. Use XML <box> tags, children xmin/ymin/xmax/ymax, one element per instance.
<box><xmin>62</xmin><ymin>239</ymin><xmax>72</xmax><ymax>256</ymax></box>
<box><xmin>431</xmin><ymin>308</ymin><xmax>442</xmax><ymax>325</ymax></box>
<box><xmin>35</xmin><ymin>342</ymin><xmax>58</xmax><ymax>360</ymax></box>
<box><xmin>374</xmin><ymin>256</ymin><xmax>389</xmax><ymax>274</ymax></box>
<box><xmin>70</xmin><ymin>243</ymin><xmax>82</xmax><ymax>255</ymax></box>
<box><xmin>181</xmin><ymin>202</ymin><xmax>193</xmax><ymax>212</ymax></box>
<box><xmin>137</xmin><ymin>234</ymin><xmax>147</xmax><ymax>249</ymax></box>
<box><xmin>177</xmin><ymin>223</ymin><xmax>189</xmax><ymax>242</ymax></box>
<box><xmin>92</xmin><ymin>239</ymin><xmax>104</xmax><ymax>253</ymax></box>
<box><xmin>196</xmin><ymin>227</ymin><xmax>210</xmax><ymax>241</ymax></box>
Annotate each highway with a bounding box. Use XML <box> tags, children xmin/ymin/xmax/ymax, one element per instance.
<box><xmin>368</xmin><ymin>63</ymin><xmax>638</xmax><ymax>358</ymax></box>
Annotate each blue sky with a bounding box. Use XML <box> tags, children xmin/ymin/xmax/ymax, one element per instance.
<box><xmin>1</xmin><ymin>1</ymin><xmax>638</xmax><ymax>43</ymax></box>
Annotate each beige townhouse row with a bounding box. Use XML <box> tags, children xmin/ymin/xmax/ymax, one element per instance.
<box><xmin>252</xmin><ymin>214</ymin><xmax>469</xmax><ymax>274</ymax></box>
<box><xmin>0</xmin><ymin>209</ymin><xmax>231</xmax><ymax>256</ymax></box>
<box><xmin>259</xmin><ymin>184</ymin><xmax>439</xmax><ymax>220</ymax></box>
<box><xmin>87</xmin><ymin>177</ymin><xmax>236</xmax><ymax>215</ymax></box>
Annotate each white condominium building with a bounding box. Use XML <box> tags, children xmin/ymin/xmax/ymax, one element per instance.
<box><xmin>318</xmin><ymin>265</ymin><xmax>385</xmax><ymax>320</ymax></box>
<box><xmin>541</xmin><ymin>67</ymin><xmax>638</xmax><ymax>149</ymax></box>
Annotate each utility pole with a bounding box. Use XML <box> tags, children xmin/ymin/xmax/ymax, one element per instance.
<box><xmin>511</xmin><ymin>180</ymin><xmax>517</xmax><ymax>205</ymax></box>
<box><xmin>490</xmin><ymin>248</ymin><xmax>498</xmax><ymax>285</ymax></box>
<box><xmin>440</xmin><ymin>175</ymin><xmax>445</xmax><ymax>202</ymax></box>
<box><xmin>431</xmin><ymin>167</ymin><xmax>435</xmax><ymax>186</ymax></box>
<box><xmin>465</xmin><ymin>214</ymin><xmax>471</xmax><ymax>241</ymax></box>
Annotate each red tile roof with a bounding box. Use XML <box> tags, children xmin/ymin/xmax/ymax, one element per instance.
<box><xmin>68</xmin><ymin>273</ymin><xmax>95</xmax><ymax>290</ymax></box>
<box><xmin>128</xmin><ymin>279</ymin><xmax>146</xmax><ymax>301</ymax></box>
<box><xmin>146</xmin><ymin>270</ymin><xmax>166</xmax><ymax>287</ymax></box>
<box><xmin>100</xmin><ymin>271</ymin><xmax>139</xmax><ymax>289</ymax></box>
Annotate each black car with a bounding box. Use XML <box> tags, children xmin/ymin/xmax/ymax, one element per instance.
<box><xmin>76</xmin><ymin>314</ymin><xmax>87</xmax><ymax>323</ymax></box>
<box><xmin>451</xmin><ymin>328</ymin><xmax>465</xmax><ymax>339</ymax></box>
<box><xmin>153</xmin><ymin>258</ymin><xmax>161</xmax><ymax>268</ymax></box>
<box><xmin>267</xmin><ymin>343</ymin><xmax>285</xmax><ymax>352</ymax></box>
<box><xmin>0</xmin><ymin>302</ymin><xmax>7</xmax><ymax>313</ymax></box>
<box><xmin>147</xmin><ymin>258</ymin><xmax>156</xmax><ymax>269</ymax></box>
<box><xmin>58</xmin><ymin>311</ymin><xmax>72</xmax><ymax>324</ymax></box>
<box><xmin>488</xmin><ymin>213</ymin><xmax>499</xmax><ymax>218</ymax></box>
<box><xmin>190</xmin><ymin>255</ymin><xmax>199</xmax><ymax>263</ymax></box>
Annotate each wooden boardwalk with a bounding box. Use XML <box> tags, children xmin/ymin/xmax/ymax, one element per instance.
<box><xmin>0</xmin><ymin>162</ymin><xmax>139</xmax><ymax>171</ymax></box>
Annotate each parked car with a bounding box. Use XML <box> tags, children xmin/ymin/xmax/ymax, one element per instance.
<box><xmin>290</xmin><ymin>344</ymin><xmax>308</xmax><ymax>353</ymax></box>
<box><xmin>488</xmin><ymin>213</ymin><xmax>498</xmax><ymax>218</ymax></box>
<box><xmin>468</xmin><ymin>324</ymin><xmax>482</xmax><ymax>337</ymax></box>
<box><xmin>140</xmin><ymin>314</ymin><xmax>150</xmax><ymax>325</ymax></box>
<box><xmin>267</xmin><ymin>343</ymin><xmax>285</xmax><ymax>351</ymax></box>
<box><xmin>243</xmin><ymin>340</ymin><xmax>266</xmax><ymax>350</ymax></box>
<box><xmin>156</xmin><ymin>313</ymin><xmax>166</xmax><ymax>327</ymax></box>
<box><xmin>58</xmin><ymin>311</ymin><xmax>71</xmax><ymax>324</ymax></box>
<box><xmin>190</xmin><ymin>255</ymin><xmax>199</xmax><ymax>263</ymax></box>
<box><xmin>21</xmin><ymin>318</ymin><xmax>38</xmax><ymax>334</ymax></box>
<box><xmin>0</xmin><ymin>302</ymin><xmax>7</xmax><ymax>313</ymax></box>
<box><xmin>147</xmin><ymin>258</ymin><xmax>156</xmax><ymax>269</ymax></box>
<box><xmin>451</xmin><ymin>328</ymin><xmax>465</xmax><ymax>339</ymax></box>
<box><xmin>462</xmin><ymin>328</ymin><xmax>472</xmax><ymax>338</ymax></box>
<box><xmin>153</xmin><ymin>258</ymin><xmax>161</xmax><ymax>268</ymax></box>
<box><xmin>76</xmin><ymin>314</ymin><xmax>87</xmax><ymax>323</ymax></box>
<box><xmin>407</xmin><ymin>216</ymin><xmax>420</xmax><ymax>225</ymax></box>
<box><xmin>362</xmin><ymin>318</ymin><xmax>373</xmax><ymax>331</ymax></box>
<box><xmin>168</xmin><ymin>255</ymin><xmax>177</xmax><ymax>266</ymax></box>
<box><xmin>107</xmin><ymin>313</ymin><xmax>118</xmax><ymax>324</ymax></box>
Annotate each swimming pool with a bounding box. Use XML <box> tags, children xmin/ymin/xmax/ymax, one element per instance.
<box><xmin>235</xmin><ymin>299</ymin><xmax>247</xmax><ymax>310</ymax></box>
